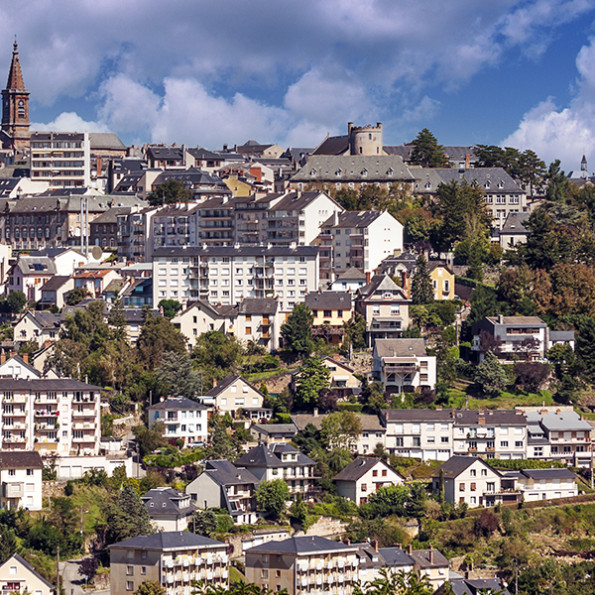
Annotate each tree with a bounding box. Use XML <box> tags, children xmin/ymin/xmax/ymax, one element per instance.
<box><xmin>320</xmin><ymin>410</ymin><xmax>362</xmax><ymax>450</ymax></box>
<box><xmin>474</xmin><ymin>351</ymin><xmax>508</xmax><ymax>397</ymax></box>
<box><xmin>362</xmin><ymin>484</ymin><xmax>410</xmax><ymax>518</ymax></box>
<box><xmin>192</xmin><ymin>331</ymin><xmax>242</xmax><ymax>382</ymax></box>
<box><xmin>342</xmin><ymin>312</ymin><xmax>367</xmax><ymax>351</ymax></box>
<box><xmin>103</xmin><ymin>484</ymin><xmax>154</xmax><ymax>546</ymax></box>
<box><xmin>158</xmin><ymin>299</ymin><xmax>181</xmax><ymax>320</ymax></box>
<box><xmin>64</xmin><ymin>287</ymin><xmax>90</xmax><ymax>306</ymax></box>
<box><xmin>255</xmin><ymin>480</ymin><xmax>290</xmax><ymax>520</ymax></box>
<box><xmin>281</xmin><ymin>303</ymin><xmax>314</xmax><ymax>359</ymax></box>
<box><xmin>134</xmin><ymin>582</ymin><xmax>167</xmax><ymax>595</ymax></box>
<box><xmin>78</xmin><ymin>556</ymin><xmax>99</xmax><ymax>583</ymax></box>
<box><xmin>409</xmin><ymin>129</ymin><xmax>448</xmax><ymax>168</ymax></box>
<box><xmin>354</xmin><ymin>568</ymin><xmax>433</xmax><ymax>595</ymax></box>
<box><xmin>411</xmin><ymin>255</ymin><xmax>434</xmax><ymax>305</ymax></box>
<box><xmin>514</xmin><ymin>362</ymin><xmax>550</xmax><ymax>392</ymax></box>
<box><xmin>6</xmin><ymin>290</ymin><xmax>27</xmax><ymax>313</ymax></box>
<box><xmin>293</xmin><ymin>358</ymin><xmax>330</xmax><ymax>411</ymax></box>
<box><xmin>468</xmin><ymin>285</ymin><xmax>498</xmax><ymax>325</ymax></box>
<box><xmin>156</xmin><ymin>350</ymin><xmax>203</xmax><ymax>398</ymax></box>
<box><xmin>147</xmin><ymin>179</ymin><xmax>193</xmax><ymax>206</ymax></box>
<box><xmin>193</xmin><ymin>583</ymin><xmax>289</xmax><ymax>595</ymax></box>
<box><xmin>133</xmin><ymin>423</ymin><xmax>166</xmax><ymax>457</ymax></box>
<box><xmin>137</xmin><ymin>314</ymin><xmax>187</xmax><ymax>370</ymax></box>
<box><xmin>193</xmin><ymin>510</ymin><xmax>218</xmax><ymax>536</ymax></box>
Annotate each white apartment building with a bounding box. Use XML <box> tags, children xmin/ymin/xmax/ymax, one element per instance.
<box><xmin>148</xmin><ymin>396</ymin><xmax>209</xmax><ymax>447</ymax></box>
<box><xmin>30</xmin><ymin>131</ymin><xmax>91</xmax><ymax>189</ymax></box>
<box><xmin>318</xmin><ymin>210</ymin><xmax>403</xmax><ymax>282</ymax></box>
<box><xmin>0</xmin><ymin>379</ymin><xmax>101</xmax><ymax>456</ymax></box>
<box><xmin>452</xmin><ymin>409</ymin><xmax>528</xmax><ymax>460</ymax></box>
<box><xmin>381</xmin><ymin>409</ymin><xmax>454</xmax><ymax>461</ymax></box>
<box><xmin>152</xmin><ymin>245</ymin><xmax>319</xmax><ymax>312</ymax></box>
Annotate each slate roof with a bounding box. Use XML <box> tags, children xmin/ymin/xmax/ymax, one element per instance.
<box><xmin>235</xmin><ymin>443</ymin><xmax>316</xmax><ymax>469</ymax></box>
<box><xmin>434</xmin><ymin>167</ymin><xmax>523</xmax><ymax>193</ymax></box>
<box><xmin>305</xmin><ymin>291</ymin><xmax>352</xmax><ymax>311</ymax></box>
<box><xmin>109</xmin><ymin>531</ymin><xmax>225</xmax><ymax>551</ymax></box>
<box><xmin>19</xmin><ymin>311</ymin><xmax>61</xmax><ymax>330</ymax></box>
<box><xmin>336</xmin><ymin>267</ymin><xmax>367</xmax><ymax>281</ymax></box>
<box><xmin>148</xmin><ymin>396</ymin><xmax>207</xmax><ymax>411</ymax></box>
<box><xmin>252</xmin><ymin>423</ymin><xmax>296</xmax><ymax>436</ymax></box>
<box><xmin>501</xmin><ymin>211</ymin><xmax>531</xmax><ymax>234</ymax></box>
<box><xmin>292</xmin><ymin>155</ymin><xmax>415</xmax><ymax>183</ymax></box>
<box><xmin>359</xmin><ymin>274</ymin><xmax>408</xmax><ymax>300</ymax></box>
<box><xmin>409</xmin><ymin>547</ymin><xmax>450</xmax><ymax>569</ymax></box>
<box><xmin>268</xmin><ymin>191</ymin><xmax>340</xmax><ymax>213</ymax></box>
<box><xmin>312</xmin><ymin>135</ymin><xmax>350</xmax><ymax>155</ymax></box>
<box><xmin>375</xmin><ymin>338</ymin><xmax>427</xmax><ymax>358</ymax></box>
<box><xmin>334</xmin><ymin>457</ymin><xmax>403</xmax><ymax>482</ymax></box>
<box><xmin>321</xmin><ymin>210</ymin><xmax>382</xmax><ymax>229</ymax></box>
<box><xmin>442</xmin><ymin>578</ymin><xmax>511</xmax><ymax>595</ymax></box>
<box><xmin>0</xmin><ymin>178</ymin><xmax>18</xmax><ymax>196</ymax></box>
<box><xmin>384</xmin><ymin>409</ymin><xmax>453</xmax><ymax>423</ymax></box>
<box><xmin>484</xmin><ymin>315</ymin><xmax>547</xmax><ymax>327</ymax></box>
<box><xmin>201</xmin><ymin>460</ymin><xmax>260</xmax><ymax>486</ymax></box>
<box><xmin>90</xmin><ymin>207</ymin><xmax>131</xmax><ymax>225</ymax></box>
<box><xmin>453</xmin><ymin>409</ymin><xmax>526</xmax><ymax>426</ymax></box>
<box><xmin>378</xmin><ymin>547</ymin><xmax>415</xmax><ymax>567</ymax></box>
<box><xmin>141</xmin><ymin>487</ymin><xmax>195</xmax><ymax>518</ymax></box>
<box><xmin>520</xmin><ymin>468</ymin><xmax>577</xmax><ymax>480</ymax></box>
<box><xmin>205</xmin><ymin>375</ymin><xmax>265</xmax><ymax>399</ymax></box>
<box><xmin>0</xmin><ymin>378</ymin><xmax>102</xmax><ymax>391</ymax></box>
<box><xmin>187</xmin><ymin>147</ymin><xmax>222</xmax><ymax>161</ymax></box>
<box><xmin>525</xmin><ymin>409</ymin><xmax>592</xmax><ymax>432</ymax></box>
<box><xmin>0</xmin><ymin>451</ymin><xmax>43</xmax><ymax>469</ymax></box>
<box><xmin>40</xmin><ymin>276</ymin><xmax>72</xmax><ymax>292</ymax></box>
<box><xmin>89</xmin><ymin>132</ymin><xmax>126</xmax><ymax>151</ymax></box>
<box><xmin>238</xmin><ymin>298</ymin><xmax>278</xmax><ymax>316</ymax></box>
<box><xmin>15</xmin><ymin>257</ymin><xmax>55</xmax><ymax>276</ymax></box>
<box><xmin>549</xmin><ymin>330</ymin><xmax>575</xmax><ymax>342</ymax></box>
<box><xmin>147</xmin><ymin>146</ymin><xmax>184</xmax><ymax>160</ymax></box>
<box><xmin>246</xmin><ymin>535</ymin><xmax>357</xmax><ymax>555</ymax></box>
<box><xmin>432</xmin><ymin>456</ymin><xmax>500</xmax><ymax>479</ymax></box>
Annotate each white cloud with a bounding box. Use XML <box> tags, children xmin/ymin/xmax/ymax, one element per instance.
<box><xmin>31</xmin><ymin>112</ymin><xmax>108</xmax><ymax>133</ymax></box>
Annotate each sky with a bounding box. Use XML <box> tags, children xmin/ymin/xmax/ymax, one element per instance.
<box><xmin>3</xmin><ymin>0</ymin><xmax>595</xmax><ymax>173</ymax></box>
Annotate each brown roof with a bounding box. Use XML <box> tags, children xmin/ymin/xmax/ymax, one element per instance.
<box><xmin>6</xmin><ymin>42</ymin><xmax>26</xmax><ymax>90</ymax></box>
<box><xmin>0</xmin><ymin>451</ymin><xmax>43</xmax><ymax>469</ymax></box>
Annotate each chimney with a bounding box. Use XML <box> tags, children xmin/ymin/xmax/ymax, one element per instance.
<box><xmin>371</xmin><ymin>539</ymin><xmax>378</xmax><ymax>552</ymax></box>
<box><xmin>22</xmin><ymin>353</ymin><xmax>28</xmax><ymax>364</ymax></box>
<box><xmin>406</xmin><ymin>544</ymin><xmax>412</xmax><ymax>555</ymax></box>
<box><xmin>429</xmin><ymin>543</ymin><xmax>434</xmax><ymax>564</ymax></box>
<box><xmin>498</xmin><ymin>314</ymin><xmax>504</xmax><ymax>324</ymax></box>
<box><xmin>365</xmin><ymin>272</ymin><xmax>371</xmax><ymax>284</ymax></box>
<box><xmin>313</xmin><ymin>407</ymin><xmax>319</xmax><ymax>417</ymax></box>
<box><xmin>0</xmin><ymin>352</ymin><xmax>5</xmax><ymax>365</ymax></box>
<box><xmin>213</xmin><ymin>378</ymin><xmax>217</xmax><ymax>388</ymax></box>
<box><xmin>393</xmin><ymin>543</ymin><xmax>401</xmax><ymax>550</ymax></box>
<box><xmin>343</xmin><ymin>538</ymin><xmax>351</xmax><ymax>546</ymax></box>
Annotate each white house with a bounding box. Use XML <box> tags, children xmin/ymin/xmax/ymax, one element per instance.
<box><xmin>0</xmin><ymin>354</ymin><xmax>41</xmax><ymax>379</ymax></box>
<box><xmin>141</xmin><ymin>487</ymin><xmax>196</xmax><ymax>531</ymax></box>
<box><xmin>0</xmin><ymin>451</ymin><xmax>43</xmax><ymax>510</ymax></box>
<box><xmin>0</xmin><ymin>554</ymin><xmax>54</xmax><ymax>595</ymax></box>
<box><xmin>334</xmin><ymin>457</ymin><xmax>405</xmax><ymax>505</ymax></box>
<box><xmin>147</xmin><ymin>396</ymin><xmax>208</xmax><ymax>446</ymax></box>
<box><xmin>506</xmin><ymin>468</ymin><xmax>577</xmax><ymax>502</ymax></box>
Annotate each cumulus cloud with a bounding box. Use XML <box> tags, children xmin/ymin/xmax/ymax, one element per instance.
<box><xmin>30</xmin><ymin>112</ymin><xmax>109</xmax><ymax>133</ymax></box>
<box><xmin>502</xmin><ymin>37</ymin><xmax>595</xmax><ymax>172</ymax></box>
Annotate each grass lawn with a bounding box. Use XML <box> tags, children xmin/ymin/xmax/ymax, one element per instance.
<box><xmin>445</xmin><ymin>388</ymin><xmax>554</xmax><ymax>410</ymax></box>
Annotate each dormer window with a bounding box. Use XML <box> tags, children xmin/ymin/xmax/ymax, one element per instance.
<box><xmin>335</xmin><ymin>169</ymin><xmax>343</xmax><ymax>177</ymax></box>
<box><xmin>386</xmin><ymin>168</ymin><xmax>394</xmax><ymax>176</ymax></box>
<box><xmin>497</xmin><ymin>180</ymin><xmax>504</xmax><ymax>189</ymax></box>
<box><xmin>361</xmin><ymin>169</ymin><xmax>368</xmax><ymax>177</ymax></box>
<box><xmin>309</xmin><ymin>169</ymin><xmax>317</xmax><ymax>176</ymax></box>
<box><xmin>484</xmin><ymin>181</ymin><xmax>491</xmax><ymax>189</ymax></box>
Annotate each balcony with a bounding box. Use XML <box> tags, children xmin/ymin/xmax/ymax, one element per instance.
<box><xmin>72</xmin><ymin>408</ymin><xmax>95</xmax><ymax>417</ymax></box>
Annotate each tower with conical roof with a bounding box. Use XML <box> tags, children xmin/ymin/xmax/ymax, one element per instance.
<box><xmin>1</xmin><ymin>41</ymin><xmax>30</xmax><ymax>151</ymax></box>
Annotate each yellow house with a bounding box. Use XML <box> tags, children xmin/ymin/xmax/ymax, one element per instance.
<box><xmin>304</xmin><ymin>291</ymin><xmax>354</xmax><ymax>345</ymax></box>
<box><xmin>0</xmin><ymin>554</ymin><xmax>54</xmax><ymax>595</ymax></box>
<box><xmin>224</xmin><ymin>175</ymin><xmax>253</xmax><ymax>197</ymax></box>
<box><xmin>429</xmin><ymin>262</ymin><xmax>455</xmax><ymax>301</ymax></box>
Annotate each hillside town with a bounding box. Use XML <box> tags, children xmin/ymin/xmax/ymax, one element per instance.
<box><xmin>0</xmin><ymin>40</ymin><xmax>595</xmax><ymax>595</ymax></box>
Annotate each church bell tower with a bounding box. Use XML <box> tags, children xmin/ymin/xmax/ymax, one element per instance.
<box><xmin>1</xmin><ymin>41</ymin><xmax>30</xmax><ymax>151</ymax></box>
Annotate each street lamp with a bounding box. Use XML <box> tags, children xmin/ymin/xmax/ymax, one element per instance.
<box><xmin>80</xmin><ymin>507</ymin><xmax>89</xmax><ymax>535</ymax></box>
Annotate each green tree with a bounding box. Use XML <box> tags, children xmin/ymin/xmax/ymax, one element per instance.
<box><xmin>133</xmin><ymin>423</ymin><xmax>166</xmax><ymax>457</ymax></box>
<box><xmin>545</xmin><ymin>159</ymin><xmax>573</xmax><ymax>202</ymax></box>
<box><xmin>193</xmin><ymin>510</ymin><xmax>218</xmax><ymax>537</ymax></box>
<box><xmin>342</xmin><ymin>312</ymin><xmax>367</xmax><ymax>351</ymax></box>
<box><xmin>281</xmin><ymin>303</ymin><xmax>314</xmax><ymax>359</ymax></box>
<box><xmin>474</xmin><ymin>351</ymin><xmax>508</xmax><ymax>397</ymax></box>
<box><xmin>293</xmin><ymin>358</ymin><xmax>330</xmax><ymax>411</ymax></box>
<box><xmin>354</xmin><ymin>568</ymin><xmax>433</xmax><ymax>595</ymax></box>
<box><xmin>468</xmin><ymin>285</ymin><xmax>498</xmax><ymax>325</ymax></box>
<box><xmin>137</xmin><ymin>314</ymin><xmax>187</xmax><ymax>370</ymax></box>
<box><xmin>134</xmin><ymin>581</ymin><xmax>167</xmax><ymax>595</ymax></box>
<box><xmin>409</xmin><ymin>129</ymin><xmax>448</xmax><ymax>168</ymax></box>
<box><xmin>411</xmin><ymin>255</ymin><xmax>434</xmax><ymax>305</ymax></box>
<box><xmin>6</xmin><ymin>290</ymin><xmax>27</xmax><ymax>313</ymax></box>
<box><xmin>192</xmin><ymin>331</ymin><xmax>242</xmax><ymax>382</ymax></box>
<box><xmin>158</xmin><ymin>299</ymin><xmax>182</xmax><ymax>320</ymax></box>
<box><xmin>320</xmin><ymin>410</ymin><xmax>362</xmax><ymax>450</ymax></box>
<box><xmin>156</xmin><ymin>350</ymin><xmax>203</xmax><ymax>398</ymax></box>
<box><xmin>147</xmin><ymin>179</ymin><xmax>193</xmax><ymax>206</ymax></box>
<box><xmin>64</xmin><ymin>287</ymin><xmax>90</xmax><ymax>306</ymax></box>
<box><xmin>255</xmin><ymin>480</ymin><xmax>290</xmax><ymax>520</ymax></box>
<box><xmin>103</xmin><ymin>484</ymin><xmax>154</xmax><ymax>546</ymax></box>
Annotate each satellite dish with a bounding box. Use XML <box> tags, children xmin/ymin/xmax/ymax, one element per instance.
<box><xmin>91</xmin><ymin>245</ymin><xmax>102</xmax><ymax>260</ymax></box>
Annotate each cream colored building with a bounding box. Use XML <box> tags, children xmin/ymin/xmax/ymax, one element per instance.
<box><xmin>203</xmin><ymin>375</ymin><xmax>265</xmax><ymax>418</ymax></box>
<box><xmin>0</xmin><ymin>450</ymin><xmax>43</xmax><ymax>510</ymax></box>
<box><xmin>511</xmin><ymin>468</ymin><xmax>577</xmax><ymax>502</ymax></box>
<box><xmin>245</xmin><ymin>536</ymin><xmax>360</xmax><ymax>595</ymax></box>
<box><xmin>0</xmin><ymin>554</ymin><xmax>53</xmax><ymax>595</ymax></box>
<box><xmin>109</xmin><ymin>531</ymin><xmax>229</xmax><ymax>595</ymax></box>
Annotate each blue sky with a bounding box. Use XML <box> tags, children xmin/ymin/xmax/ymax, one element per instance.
<box><xmin>2</xmin><ymin>0</ymin><xmax>595</xmax><ymax>172</ymax></box>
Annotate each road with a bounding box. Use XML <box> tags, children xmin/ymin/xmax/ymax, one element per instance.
<box><xmin>59</xmin><ymin>560</ymin><xmax>109</xmax><ymax>595</ymax></box>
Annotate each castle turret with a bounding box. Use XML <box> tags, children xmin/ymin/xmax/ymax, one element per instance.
<box><xmin>348</xmin><ymin>122</ymin><xmax>384</xmax><ymax>156</ymax></box>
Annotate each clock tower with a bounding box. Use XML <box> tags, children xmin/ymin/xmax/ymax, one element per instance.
<box><xmin>1</xmin><ymin>41</ymin><xmax>30</xmax><ymax>151</ymax></box>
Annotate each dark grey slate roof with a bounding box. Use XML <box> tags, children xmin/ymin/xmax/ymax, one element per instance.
<box><xmin>336</xmin><ymin>267</ymin><xmax>367</xmax><ymax>281</ymax></box>
<box><xmin>269</xmin><ymin>191</ymin><xmax>340</xmax><ymax>213</ymax></box>
<box><xmin>383</xmin><ymin>409</ymin><xmax>454</xmax><ymax>423</ymax></box>
<box><xmin>0</xmin><ymin>378</ymin><xmax>102</xmax><ymax>391</ymax></box>
<box><xmin>246</xmin><ymin>535</ymin><xmax>357</xmax><ymax>555</ymax></box>
<box><xmin>90</xmin><ymin>207</ymin><xmax>132</xmax><ymax>225</ymax></box>
<box><xmin>321</xmin><ymin>210</ymin><xmax>382</xmax><ymax>229</ymax></box>
<box><xmin>375</xmin><ymin>338</ymin><xmax>427</xmax><ymax>358</ymax></box>
<box><xmin>251</xmin><ymin>423</ymin><xmax>296</xmax><ymax>436</ymax></box>
<box><xmin>334</xmin><ymin>457</ymin><xmax>403</xmax><ymax>482</ymax></box>
<box><xmin>433</xmin><ymin>456</ymin><xmax>500</xmax><ymax>479</ymax></box>
<box><xmin>305</xmin><ymin>291</ymin><xmax>352</xmax><ymax>311</ymax></box>
<box><xmin>40</xmin><ymin>276</ymin><xmax>72</xmax><ymax>292</ymax></box>
<box><xmin>434</xmin><ymin>167</ymin><xmax>523</xmax><ymax>193</ymax></box>
<box><xmin>453</xmin><ymin>409</ymin><xmax>526</xmax><ymax>426</ymax></box>
<box><xmin>501</xmin><ymin>211</ymin><xmax>530</xmax><ymax>234</ymax></box>
<box><xmin>312</xmin><ymin>135</ymin><xmax>349</xmax><ymax>156</ymax></box>
<box><xmin>358</xmin><ymin>274</ymin><xmax>408</xmax><ymax>300</ymax></box>
<box><xmin>147</xmin><ymin>146</ymin><xmax>184</xmax><ymax>160</ymax></box>
<box><xmin>205</xmin><ymin>375</ymin><xmax>264</xmax><ymax>399</ymax></box>
<box><xmin>141</xmin><ymin>487</ymin><xmax>195</xmax><ymax>518</ymax></box>
<box><xmin>409</xmin><ymin>547</ymin><xmax>449</xmax><ymax>568</ymax></box>
<box><xmin>549</xmin><ymin>330</ymin><xmax>575</xmax><ymax>342</ymax></box>
<box><xmin>0</xmin><ymin>450</ymin><xmax>43</xmax><ymax>469</ymax></box>
<box><xmin>148</xmin><ymin>396</ymin><xmax>207</xmax><ymax>411</ymax></box>
<box><xmin>520</xmin><ymin>468</ymin><xmax>576</xmax><ymax>480</ymax></box>
<box><xmin>109</xmin><ymin>531</ymin><xmax>225</xmax><ymax>551</ymax></box>
<box><xmin>236</xmin><ymin>443</ymin><xmax>315</xmax><ymax>469</ymax></box>
<box><xmin>89</xmin><ymin>132</ymin><xmax>126</xmax><ymax>151</ymax></box>
<box><xmin>238</xmin><ymin>298</ymin><xmax>278</xmax><ymax>316</ymax></box>
<box><xmin>201</xmin><ymin>460</ymin><xmax>260</xmax><ymax>486</ymax></box>
<box><xmin>377</xmin><ymin>546</ymin><xmax>415</xmax><ymax>567</ymax></box>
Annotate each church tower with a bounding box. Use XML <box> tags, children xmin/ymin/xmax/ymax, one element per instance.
<box><xmin>1</xmin><ymin>41</ymin><xmax>30</xmax><ymax>151</ymax></box>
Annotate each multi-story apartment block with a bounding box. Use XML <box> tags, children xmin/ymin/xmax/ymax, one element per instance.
<box><xmin>236</xmin><ymin>443</ymin><xmax>318</xmax><ymax>499</ymax></box>
<box><xmin>186</xmin><ymin>459</ymin><xmax>260</xmax><ymax>525</ymax></box>
<box><xmin>29</xmin><ymin>131</ymin><xmax>91</xmax><ymax>189</ymax></box>
<box><xmin>148</xmin><ymin>396</ymin><xmax>208</xmax><ymax>447</ymax></box>
<box><xmin>152</xmin><ymin>245</ymin><xmax>319</xmax><ymax>312</ymax></box>
<box><xmin>245</xmin><ymin>536</ymin><xmax>360</xmax><ymax>595</ymax></box>
<box><xmin>471</xmin><ymin>315</ymin><xmax>549</xmax><ymax>362</ymax></box>
<box><xmin>109</xmin><ymin>531</ymin><xmax>229</xmax><ymax>595</ymax></box>
<box><xmin>381</xmin><ymin>409</ymin><xmax>454</xmax><ymax>461</ymax></box>
<box><xmin>117</xmin><ymin>206</ymin><xmax>159</xmax><ymax>262</ymax></box>
<box><xmin>0</xmin><ymin>450</ymin><xmax>43</xmax><ymax>510</ymax></box>
<box><xmin>195</xmin><ymin>196</ymin><xmax>235</xmax><ymax>245</ymax></box>
<box><xmin>452</xmin><ymin>409</ymin><xmax>527</xmax><ymax>460</ymax></box>
<box><xmin>522</xmin><ymin>406</ymin><xmax>592</xmax><ymax>467</ymax></box>
<box><xmin>0</xmin><ymin>379</ymin><xmax>101</xmax><ymax>456</ymax></box>
<box><xmin>373</xmin><ymin>338</ymin><xmax>437</xmax><ymax>395</ymax></box>
<box><xmin>151</xmin><ymin>203</ymin><xmax>199</xmax><ymax>249</ymax></box>
<box><xmin>318</xmin><ymin>211</ymin><xmax>403</xmax><ymax>282</ymax></box>
<box><xmin>356</xmin><ymin>274</ymin><xmax>410</xmax><ymax>347</ymax></box>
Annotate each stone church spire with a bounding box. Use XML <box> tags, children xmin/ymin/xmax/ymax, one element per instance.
<box><xmin>1</xmin><ymin>40</ymin><xmax>30</xmax><ymax>151</ymax></box>
<box><xmin>6</xmin><ymin>41</ymin><xmax>26</xmax><ymax>90</ymax></box>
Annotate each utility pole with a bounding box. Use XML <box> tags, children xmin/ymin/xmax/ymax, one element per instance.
<box><xmin>56</xmin><ymin>545</ymin><xmax>60</xmax><ymax>595</ymax></box>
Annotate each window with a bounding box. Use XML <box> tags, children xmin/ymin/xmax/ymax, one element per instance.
<box><xmin>140</xmin><ymin>566</ymin><xmax>146</xmax><ymax>575</ymax></box>
<box><xmin>470</xmin><ymin>469</ymin><xmax>476</xmax><ymax>477</ymax></box>
<box><xmin>245</xmin><ymin>327</ymin><xmax>252</xmax><ymax>335</ymax></box>
<box><xmin>126</xmin><ymin>582</ymin><xmax>134</xmax><ymax>592</ymax></box>
<box><xmin>470</xmin><ymin>483</ymin><xmax>477</xmax><ymax>491</ymax></box>
<box><xmin>126</xmin><ymin>565</ymin><xmax>134</xmax><ymax>576</ymax></box>
<box><xmin>459</xmin><ymin>483</ymin><xmax>465</xmax><ymax>491</ymax></box>
<box><xmin>261</xmin><ymin>569</ymin><xmax>269</xmax><ymax>579</ymax></box>
<box><xmin>372</xmin><ymin>470</ymin><xmax>378</xmax><ymax>477</ymax></box>
<box><xmin>361</xmin><ymin>483</ymin><xmax>367</xmax><ymax>492</ymax></box>
<box><xmin>26</xmin><ymin>469</ymin><xmax>34</xmax><ymax>476</ymax></box>
<box><xmin>481</xmin><ymin>469</ymin><xmax>487</xmax><ymax>476</ymax></box>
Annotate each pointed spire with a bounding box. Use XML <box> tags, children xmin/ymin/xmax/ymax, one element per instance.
<box><xmin>6</xmin><ymin>40</ymin><xmax>26</xmax><ymax>91</ymax></box>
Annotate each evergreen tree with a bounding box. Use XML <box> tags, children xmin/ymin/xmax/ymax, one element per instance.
<box><xmin>411</xmin><ymin>255</ymin><xmax>434</xmax><ymax>304</ymax></box>
<box><xmin>156</xmin><ymin>350</ymin><xmax>203</xmax><ymax>398</ymax></box>
<box><xmin>293</xmin><ymin>358</ymin><xmax>331</xmax><ymax>411</ymax></box>
<box><xmin>474</xmin><ymin>351</ymin><xmax>508</xmax><ymax>397</ymax></box>
<box><xmin>255</xmin><ymin>480</ymin><xmax>290</xmax><ymax>520</ymax></box>
<box><xmin>410</xmin><ymin>129</ymin><xmax>448</xmax><ymax>168</ymax></box>
<box><xmin>134</xmin><ymin>582</ymin><xmax>167</xmax><ymax>595</ymax></box>
<box><xmin>281</xmin><ymin>303</ymin><xmax>314</xmax><ymax>359</ymax></box>
<box><xmin>147</xmin><ymin>179</ymin><xmax>192</xmax><ymax>206</ymax></box>
<box><xmin>342</xmin><ymin>312</ymin><xmax>367</xmax><ymax>351</ymax></box>
<box><xmin>137</xmin><ymin>314</ymin><xmax>187</xmax><ymax>370</ymax></box>
<box><xmin>103</xmin><ymin>484</ymin><xmax>154</xmax><ymax>545</ymax></box>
